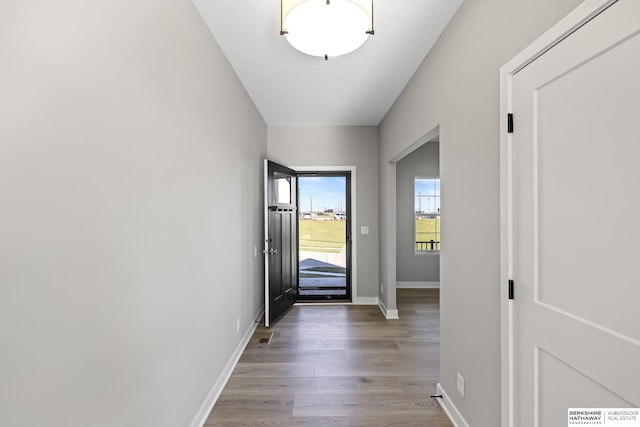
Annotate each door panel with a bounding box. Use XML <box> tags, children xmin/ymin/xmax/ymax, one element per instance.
<box><xmin>511</xmin><ymin>0</ymin><xmax>640</xmax><ymax>424</ymax></box>
<box><xmin>264</xmin><ymin>160</ymin><xmax>298</xmax><ymax>327</ymax></box>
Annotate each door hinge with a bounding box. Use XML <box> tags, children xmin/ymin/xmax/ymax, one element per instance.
<box><xmin>508</xmin><ymin>280</ymin><xmax>514</xmax><ymax>300</ymax></box>
<box><xmin>507</xmin><ymin>113</ymin><xmax>514</xmax><ymax>133</ymax></box>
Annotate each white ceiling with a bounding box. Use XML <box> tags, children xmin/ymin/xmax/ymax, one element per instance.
<box><xmin>193</xmin><ymin>0</ymin><xmax>463</xmax><ymax>126</ymax></box>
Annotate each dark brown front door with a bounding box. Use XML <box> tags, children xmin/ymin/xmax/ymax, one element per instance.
<box><xmin>264</xmin><ymin>160</ymin><xmax>298</xmax><ymax>326</ymax></box>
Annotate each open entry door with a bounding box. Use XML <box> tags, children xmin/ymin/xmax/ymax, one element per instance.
<box><xmin>264</xmin><ymin>160</ymin><xmax>298</xmax><ymax>327</ymax></box>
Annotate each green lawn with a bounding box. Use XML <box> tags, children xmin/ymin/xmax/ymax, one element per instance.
<box><xmin>299</xmin><ymin>219</ymin><xmax>346</xmax><ymax>253</ymax></box>
<box><xmin>298</xmin><ymin>217</ymin><xmax>440</xmax><ymax>253</ymax></box>
<box><xmin>416</xmin><ymin>217</ymin><xmax>440</xmax><ymax>250</ymax></box>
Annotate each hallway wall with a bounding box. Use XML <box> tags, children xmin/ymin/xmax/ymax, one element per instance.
<box><xmin>378</xmin><ymin>0</ymin><xmax>584</xmax><ymax>425</ymax></box>
<box><xmin>0</xmin><ymin>1</ymin><xmax>266</xmax><ymax>426</ymax></box>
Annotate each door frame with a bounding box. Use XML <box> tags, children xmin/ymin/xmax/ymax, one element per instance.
<box><xmin>291</xmin><ymin>166</ymin><xmax>362</xmax><ymax>303</ymax></box>
<box><xmin>296</xmin><ymin>171</ymin><xmax>352</xmax><ymax>302</ymax></box>
<box><xmin>499</xmin><ymin>1</ymin><xmax>618</xmax><ymax>425</ymax></box>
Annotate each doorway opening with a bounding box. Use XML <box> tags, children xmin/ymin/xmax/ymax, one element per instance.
<box><xmin>297</xmin><ymin>173</ymin><xmax>352</xmax><ymax>301</ymax></box>
<box><xmin>395</xmin><ymin>133</ymin><xmax>440</xmax><ymax>289</ymax></box>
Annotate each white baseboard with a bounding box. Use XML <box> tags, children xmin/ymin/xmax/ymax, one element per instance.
<box><xmin>377</xmin><ymin>299</ymin><xmax>399</xmax><ymax>320</ymax></box>
<box><xmin>295</xmin><ymin>297</ymin><xmax>378</xmax><ymax>307</ymax></box>
<box><xmin>397</xmin><ymin>281</ymin><xmax>440</xmax><ymax>289</ymax></box>
<box><xmin>352</xmin><ymin>296</ymin><xmax>379</xmax><ymax>305</ymax></box>
<box><xmin>189</xmin><ymin>307</ymin><xmax>264</xmax><ymax>427</ymax></box>
<box><xmin>435</xmin><ymin>383</ymin><xmax>470</xmax><ymax>427</ymax></box>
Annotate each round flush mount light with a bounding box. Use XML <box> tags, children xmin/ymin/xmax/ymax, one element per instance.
<box><xmin>280</xmin><ymin>0</ymin><xmax>374</xmax><ymax>59</ymax></box>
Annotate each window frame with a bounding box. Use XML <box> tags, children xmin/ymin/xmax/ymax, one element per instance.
<box><xmin>413</xmin><ymin>175</ymin><xmax>441</xmax><ymax>255</ymax></box>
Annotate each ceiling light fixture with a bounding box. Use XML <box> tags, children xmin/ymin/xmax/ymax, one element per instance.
<box><xmin>280</xmin><ymin>0</ymin><xmax>374</xmax><ymax>60</ymax></box>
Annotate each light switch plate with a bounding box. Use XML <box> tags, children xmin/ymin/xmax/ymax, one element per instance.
<box><xmin>361</xmin><ymin>226</ymin><xmax>369</xmax><ymax>235</ymax></box>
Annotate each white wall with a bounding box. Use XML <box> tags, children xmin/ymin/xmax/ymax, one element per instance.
<box><xmin>0</xmin><ymin>1</ymin><xmax>266</xmax><ymax>426</ymax></box>
<box><xmin>268</xmin><ymin>126</ymin><xmax>379</xmax><ymax>300</ymax></box>
<box><xmin>396</xmin><ymin>141</ymin><xmax>440</xmax><ymax>283</ymax></box>
<box><xmin>378</xmin><ymin>0</ymin><xmax>584</xmax><ymax>425</ymax></box>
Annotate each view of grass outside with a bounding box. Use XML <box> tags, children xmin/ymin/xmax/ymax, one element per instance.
<box><xmin>297</xmin><ymin>175</ymin><xmax>349</xmax><ymax>297</ymax></box>
<box><xmin>415</xmin><ymin>177</ymin><xmax>440</xmax><ymax>252</ymax></box>
<box><xmin>416</xmin><ymin>216</ymin><xmax>440</xmax><ymax>251</ymax></box>
<box><xmin>299</xmin><ymin>217</ymin><xmax>346</xmax><ymax>253</ymax></box>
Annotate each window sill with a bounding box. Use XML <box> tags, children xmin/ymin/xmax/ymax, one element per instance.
<box><xmin>415</xmin><ymin>250</ymin><xmax>440</xmax><ymax>256</ymax></box>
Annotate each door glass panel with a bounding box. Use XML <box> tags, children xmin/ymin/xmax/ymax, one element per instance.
<box><xmin>274</xmin><ymin>174</ymin><xmax>292</xmax><ymax>204</ymax></box>
<box><xmin>298</xmin><ymin>175</ymin><xmax>349</xmax><ymax>299</ymax></box>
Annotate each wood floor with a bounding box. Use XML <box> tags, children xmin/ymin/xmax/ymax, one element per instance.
<box><xmin>204</xmin><ymin>289</ymin><xmax>452</xmax><ymax>426</ymax></box>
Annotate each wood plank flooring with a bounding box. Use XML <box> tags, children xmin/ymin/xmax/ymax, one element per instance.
<box><xmin>204</xmin><ymin>289</ymin><xmax>452</xmax><ymax>426</ymax></box>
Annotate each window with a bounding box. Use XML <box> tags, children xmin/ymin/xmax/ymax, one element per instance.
<box><xmin>274</xmin><ymin>174</ymin><xmax>292</xmax><ymax>204</ymax></box>
<box><xmin>415</xmin><ymin>178</ymin><xmax>440</xmax><ymax>252</ymax></box>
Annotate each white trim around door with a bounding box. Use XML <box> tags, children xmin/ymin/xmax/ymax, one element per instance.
<box><xmin>499</xmin><ymin>1</ymin><xmax>620</xmax><ymax>426</ymax></box>
<box><xmin>291</xmin><ymin>166</ymin><xmax>367</xmax><ymax>304</ymax></box>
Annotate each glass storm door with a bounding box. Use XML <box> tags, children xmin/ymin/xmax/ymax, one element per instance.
<box><xmin>297</xmin><ymin>173</ymin><xmax>351</xmax><ymax>301</ymax></box>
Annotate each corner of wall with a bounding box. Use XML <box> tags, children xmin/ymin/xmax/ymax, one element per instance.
<box><xmin>435</xmin><ymin>383</ymin><xmax>470</xmax><ymax>427</ymax></box>
<box><xmin>189</xmin><ymin>307</ymin><xmax>264</xmax><ymax>427</ymax></box>
<box><xmin>377</xmin><ymin>298</ymin><xmax>399</xmax><ymax>320</ymax></box>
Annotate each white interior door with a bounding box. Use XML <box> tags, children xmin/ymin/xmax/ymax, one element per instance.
<box><xmin>511</xmin><ymin>0</ymin><xmax>640</xmax><ymax>424</ymax></box>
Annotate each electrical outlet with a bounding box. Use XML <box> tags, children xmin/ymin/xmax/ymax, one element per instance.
<box><xmin>236</xmin><ymin>318</ymin><xmax>241</xmax><ymax>334</ymax></box>
<box><xmin>253</xmin><ymin>246</ymin><xmax>257</xmax><ymax>258</ymax></box>
<box><xmin>457</xmin><ymin>372</ymin><xmax>465</xmax><ymax>397</ymax></box>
